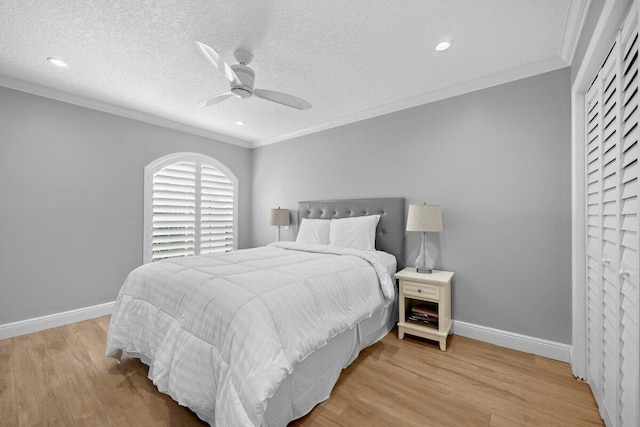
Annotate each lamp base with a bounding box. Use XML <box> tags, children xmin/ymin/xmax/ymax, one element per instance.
<box><xmin>414</xmin><ymin>232</ymin><xmax>435</xmax><ymax>275</ymax></box>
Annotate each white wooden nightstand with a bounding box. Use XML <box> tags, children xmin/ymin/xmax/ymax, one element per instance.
<box><xmin>395</xmin><ymin>267</ymin><xmax>454</xmax><ymax>351</ymax></box>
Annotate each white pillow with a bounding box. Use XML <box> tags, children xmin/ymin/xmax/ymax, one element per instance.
<box><xmin>296</xmin><ymin>218</ymin><xmax>331</xmax><ymax>245</ymax></box>
<box><xmin>329</xmin><ymin>215</ymin><xmax>381</xmax><ymax>251</ymax></box>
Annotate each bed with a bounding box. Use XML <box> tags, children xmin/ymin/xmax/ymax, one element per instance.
<box><xmin>105</xmin><ymin>197</ymin><xmax>405</xmax><ymax>426</ymax></box>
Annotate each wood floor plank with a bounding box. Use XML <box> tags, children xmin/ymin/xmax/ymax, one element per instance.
<box><xmin>336</xmin><ymin>366</ymin><xmax>491</xmax><ymax>426</ymax></box>
<box><xmin>0</xmin><ymin>338</ymin><xmax>18</xmax><ymax>426</ymax></box>
<box><xmin>0</xmin><ymin>316</ymin><xmax>604</xmax><ymax>426</ymax></box>
<box><xmin>72</xmin><ymin>319</ymin><xmax>157</xmax><ymax>424</ymax></box>
<box><xmin>289</xmin><ymin>405</ymin><xmax>342</xmax><ymax>427</ymax></box>
<box><xmin>385</xmin><ymin>348</ymin><xmax>530</xmax><ymax>424</ymax></box>
<box><xmin>95</xmin><ymin>315</ymin><xmax>111</xmax><ymax>334</ymax></box>
<box><xmin>41</xmin><ymin>325</ymin><xmax>108</xmax><ymax>425</ymax></box>
<box><xmin>11</xmin><ymin>331</ymin><xmax>76</xmax><ymax>426</ymax></box>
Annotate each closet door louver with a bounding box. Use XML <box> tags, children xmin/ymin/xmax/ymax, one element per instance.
<box><xmin>601</xmin><ymin>39</ymin><xmax>621</xmax><ymax>423</ymax></box>
<box><xmin>584</xmin><ymin>6</ymin><xmax>639</xmax><ymax>426</ymax></box>
<box><xmin>151</xmin><ymin>161</ymin><xmax>197</xmax><ymax>261</ymax></box>
<box><xmin>619</xmin><ymin>13</ymin><xmax>639</xmax><ymax>427</ymax></box>
<box><xmin>586</xmin><ymin>70</ymin><xmax>604</xmax><ymax>396</ymax></box>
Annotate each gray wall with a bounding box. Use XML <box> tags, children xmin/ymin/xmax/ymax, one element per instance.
<box><xmin>0</xmin><ymin>67</ymin><xmax>573</xmax><ymax>345</ymax></box>
<box><xmin>251</xmin><ymin>68</ymin><xmax>572</xmax><ymax>344</ymax></box>
<box><xmin>0</xmin><ymin>86</ymin><xmax>252</xmax><ymax>324</ymax></box>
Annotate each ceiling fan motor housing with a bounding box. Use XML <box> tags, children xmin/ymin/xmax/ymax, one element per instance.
<box><xmin>195</xmin><ymin>42</ymin><xmax>311</xmax><ymax>109</ymax></box>
<box><xmin>230</xmin><ymin>64</ymin><xmax>255</xmax><ymax>98</ymax></box>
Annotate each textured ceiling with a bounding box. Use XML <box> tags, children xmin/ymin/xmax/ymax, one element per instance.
<box><xmin>0</xmin><ymin>0</ymin><xmax>587</xmax><ymax>148</ymax></box>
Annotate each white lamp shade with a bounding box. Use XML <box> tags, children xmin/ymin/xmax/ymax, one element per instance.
<box><xmin>406</xmin><ymin>204</ymin><xmax>443</xmax><ymax>232</ymax></box>
<box><xmin>269</xmin><ymin>208</ymin><xmax>290</xmax><ymax>226</ymax></box>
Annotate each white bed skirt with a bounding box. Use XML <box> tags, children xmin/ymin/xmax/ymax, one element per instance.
<box><xmin>263</xmin><ymin>297</ymin><xmax>397</xmax><ymax>426</ymax></box>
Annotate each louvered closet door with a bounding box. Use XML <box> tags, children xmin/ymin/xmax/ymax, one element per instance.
<box><xmin>586</xmin><ymin>70</ymin><xmax>604</xmax><ymax>396</ymax></box>
<box><xmin>601</xmin><ymin>38</ymin><xmax>622</xmax><ymax>423</ymax></box>
<box><xmin>619</xmin><ymin>12</ymin><xmax>639</xmax><ymax>427</ymax></box>
<box><xmin>585</xmin><ymin>6</ymin><xmax>640</xmax><ymax>426</ymax></box>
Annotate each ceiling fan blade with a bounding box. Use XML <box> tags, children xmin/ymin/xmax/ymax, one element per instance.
<box><xmin>253</xmin><ymin>89</ymin><xmax>312</xmax><ymax>110</ymax></box>
<box><xmin>198</xmin><ymin>92</ymin><xmax>235</xmax><ymax>107</ymax></box>
<box><xmin>195</xmin><ymin>41</ymin><xmax>240</xmax><ymax>85</ymax></box>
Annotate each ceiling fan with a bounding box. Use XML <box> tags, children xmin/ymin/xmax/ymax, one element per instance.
<box><xmin>195</xmin><ymin>41</ymin><xmax>312</xmax><ymax>110</ymax></box>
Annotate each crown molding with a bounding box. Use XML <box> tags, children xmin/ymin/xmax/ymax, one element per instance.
<box><xmin>1</xmin><ymin>53</ymin><xmax>570</xmax><ymax>151</ymax></box>
<box><xmin>559</xmin><ymin>0</ymin><xmax>592</xmax><ymax>64</ymax></box>
<box><xmin>252</xmin><ymin>55</ymin><xmax>569</xmax><ymax>148</ymax></box>
<box><xmin>0</xmin><ymin>75</ymin><xmax>253</xmax><ymax>149</ymax></box>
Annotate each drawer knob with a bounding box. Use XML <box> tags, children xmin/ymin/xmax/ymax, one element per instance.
<box><xmin>417</xmin><ymin>289</ymin><xmax>422</xmax><ymax>293</ymax></box>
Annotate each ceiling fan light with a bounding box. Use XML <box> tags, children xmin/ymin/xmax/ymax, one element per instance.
<box><xmin>47</xmin><ymin>57</ymin><xmax>68</xmax><ymax>67</ymax></box>
<box><xmin>435</xmin><ymin>41</ymin><xmax>451</xmax><ymax>52</ymax></box>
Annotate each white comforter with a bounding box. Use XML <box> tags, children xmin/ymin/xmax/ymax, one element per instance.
<box><xmin>105</xmin><ymin>242</ymin><xmax>395</xmax><ymax>426</ymax></box>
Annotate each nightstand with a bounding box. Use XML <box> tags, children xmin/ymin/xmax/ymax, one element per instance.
<box><xmin>395</xmin><ymin>267</ymin><xmax>454</xmax><ymax>351</ymax></box>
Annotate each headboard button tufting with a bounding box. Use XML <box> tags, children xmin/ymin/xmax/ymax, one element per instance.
<box><xmin>297</xmin><ymin>198</ymin><xmax>405</xmax><ymax>269</ymax></box>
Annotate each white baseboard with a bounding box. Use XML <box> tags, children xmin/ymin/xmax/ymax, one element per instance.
<box><xmin>453</xmin><ymin>320</ymin><xmax>571</xmax><ymax>363</ymax></box>
<box><xmin>1</xmin><ymin>303</ymin><xmax>571</xmax><ymax>364</ymax></box>
<box><xmin>0</xmin><ymin>301</ymin><xmax>115</xmax><ymax>341</ymax></box>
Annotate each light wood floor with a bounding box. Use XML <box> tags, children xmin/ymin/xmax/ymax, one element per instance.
<box><xmin>0</xmin><ymin>316</ymin><xmax>603</xmax><ymax>426</ymax></box>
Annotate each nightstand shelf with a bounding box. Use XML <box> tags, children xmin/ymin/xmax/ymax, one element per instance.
<box><xmin>395</xmin><ymin>267</ymin><xmax>454</xmax><ymax>351</ymax></box>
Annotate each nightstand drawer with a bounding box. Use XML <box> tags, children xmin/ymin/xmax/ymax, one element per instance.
<box><xmin>402</xmin><ymin>280</ymin><xmax>439</xmax><ymax>300</ymax></box>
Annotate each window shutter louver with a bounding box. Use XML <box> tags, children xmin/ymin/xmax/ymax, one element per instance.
<box><xmin>144</xmin><ymin>153</ymin><xmax>237</xmax><ymax>264</ymax></box>
<box><xmin>151</xmin><ymin>161</ymin><xmax>197</xmax><ymax>261</ymax></box>
<box><xmin>200</xmin><ymin>163</ymin><xmax>234</xmax><ymax>254</ymax></box>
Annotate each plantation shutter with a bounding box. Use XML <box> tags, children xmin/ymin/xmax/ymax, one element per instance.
<box><xmin>144</xmin><ymin>153</ymin><xmax>237</xmax><ymax>264</ymax></box>
<box><xmin>200</xmin><ymin>163</ymin><xmax>235</xmax><ymax>254</ymax></box>
<box><xmin>584</xmin><ymin>5</ymin><xmax>639</xmax><ymax>426</ymax></box>
<box><xmin>151</xmin><ymin>161</ymin><xmax>197</xmax><ymax>261</ymax></box>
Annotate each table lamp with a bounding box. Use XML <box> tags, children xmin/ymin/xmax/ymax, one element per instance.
<box><xmin>406</xmin><ymin>204</ymin><xmax>443</xmax><ymax>274</ymax></box>
<box><xmin>269</xmin><ymin>207</ymin><xmax>290</xmax><ymax>242</ymax></box>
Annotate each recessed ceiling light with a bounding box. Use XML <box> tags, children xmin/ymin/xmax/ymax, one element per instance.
<box><xmin>235</xmin><ymin>121</ymin><xmax>245</xmax><ymax>126</ymax></box>
<box><xmin>435</xmin><ymin>41</ymin><xmax>451</xmax><ymax>52</ymax></box>
<box><xmin>47</xmin><ymin>57</ymin><xmax>68</xmax><ymax>67</ymax></box>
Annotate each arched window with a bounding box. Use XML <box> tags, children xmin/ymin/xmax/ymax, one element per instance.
<box><xmin>143</xmin><ymin>152</ymin><xmax>238</xmax><ymax>263</ymax></box>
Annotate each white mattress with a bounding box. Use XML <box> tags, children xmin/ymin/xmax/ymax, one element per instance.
<box><xmin>106</xmin><ymin>242</ymin><xmax>397</xmax><ymax>426</ymax></box>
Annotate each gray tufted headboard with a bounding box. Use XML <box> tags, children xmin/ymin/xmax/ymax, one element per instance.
<box><xmin>298</xmin><ymin>198</ymin><xmax>405</xmax><ymax>270</ymax></box>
